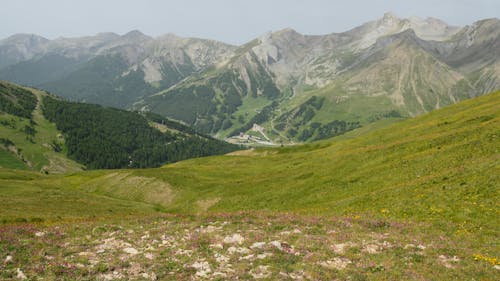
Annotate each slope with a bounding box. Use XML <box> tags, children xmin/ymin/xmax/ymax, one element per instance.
<box><xmin>0</xmin><ymin>81</ymin><xmax>83</xmax><ymax>173</ymax></box>
<box><xmin>133</xmin><ymin>90</ymin><xmax>499</xmax><ymax>226</ymax></box>
<box><xmin>6</xmin><ymin>90</ymin><xmax>494</xmax><ymax>226</ymax></box>
<box><xmin>0</xmin><ymin>91</ymin><xmax>497</xmax><ymax>280</ymax></box>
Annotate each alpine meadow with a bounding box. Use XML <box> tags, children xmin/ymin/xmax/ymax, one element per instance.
<box><xmin>0</xmin><ymin>2</ymin><xmax>499</xmax><ymax>280</ymax></box>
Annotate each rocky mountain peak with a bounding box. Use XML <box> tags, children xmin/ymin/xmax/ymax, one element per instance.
<box><xmin>0</xmin><ymin>33</ymin><xmax>49</xmax><ymax>46</ymax></box>
<box><xmin>381</xmin><ymin>12</ymin><xmax>399</xmax><ymax>23</ymax></box>
<box><xmin>121</xmin><ymin>30</ymin><xmax>151</xmax><ymax>41</ymax></box>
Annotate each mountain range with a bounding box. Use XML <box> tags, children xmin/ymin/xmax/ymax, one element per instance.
<box><xmin>1</xmin><ymin>12</ymin><xmax>498</xmax><ymax>142</ymax></box>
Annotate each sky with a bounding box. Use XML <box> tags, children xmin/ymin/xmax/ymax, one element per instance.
<box><xmin>1</xmin><ymin>0</ymin><xmax>499</xmax><ymax>45</ymax></box>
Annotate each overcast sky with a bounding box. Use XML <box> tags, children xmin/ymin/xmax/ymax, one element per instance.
<box><xmin>1</xmin><ymin>0</ymin><xmax>499</xmax><ymax>44</ymax></box>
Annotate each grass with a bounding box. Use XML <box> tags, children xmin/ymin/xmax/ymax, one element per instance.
<box><xmin>0</xmin><ymin>171</ymin><xmax>160</xmax><ymax>223</ymax></box>
<box><xmin>0</xmin><ymin>149</ymin><xmax>26</xmax><ymax>170</ymax></box>
<box><xmin>0</xmin><ymin>91</ymin><xmax>498</xmax><ymax>279</ymax></box>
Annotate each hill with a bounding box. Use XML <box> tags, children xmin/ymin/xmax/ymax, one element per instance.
<box><xmin>0</xmin><ymin>81</ymin><xmax>240</xmax><ymax>170</ymax></box>
<box><xmin>0</xmin><ymin>81</ymin><xmax>83</xmax><ymax>173</ymax></box>
<box><xmin>0</xmin><ymin>91</ymin><xmax>497</xmax><ymax>279</ymax></box>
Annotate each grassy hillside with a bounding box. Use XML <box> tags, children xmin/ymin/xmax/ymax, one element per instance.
<box><xmin>0</xmin><ymin>91</ymin><xmax>498</xmax><ymax>279</ymax></box>
<box><xmin>2</xmin><ymin>90</ymin><xmax>498</xmax><ymax>223</ymax></box>
<box><xmin>0</xmin><ymin>81</ymin><xmax>83</xmax><ymax>173</ymax></box>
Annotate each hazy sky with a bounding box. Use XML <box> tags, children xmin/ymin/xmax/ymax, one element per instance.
<box><xmin>1</xmin><ymin>0</ymin><xmax>499</xmax><ymax>44</ymax></box>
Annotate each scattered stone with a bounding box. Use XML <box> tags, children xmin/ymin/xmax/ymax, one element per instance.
<box><xmin>192</xmin><ymin>261</ymin><xmax>211</xmax><ymax>278</ymax></box>
<box><xmin>123</xmin><ymin>247</ymin><xmax>139</xmax><ymax>255</ymax></box>
<box><xmin>250</xmin><ymin>265</ymin><xmax>271</xmax><ymax>279</ymax></box>
<box><xmin>228</xmin><ymin>246</ymin><xmax>251</xmax><ymax>255</ymax></box>
<box><xmin>438</xmin><ymin>255</ymin><xmax>460</xmax><ymax>268</ymax></box>
<box><xmin>4</xmin><ymin>255</ymin><xmax>12</xmax><ymax>263</ymax></box>
<box><xmin>270</xmin><ymin>240</ymin><xmax>282</xmax><ymax>250</ymax></box>
<box><xmin>127</xmin><ymin>262</ymin><xmax>143</xmax><ymax>276</ymax></box>
<box><xmin>175</xmin><ymin>249</ymin><xmax>193</xmax><ymax>256</ymax></box>
<box><xmin>34</xmin><ymin>231</ymin><xmax>45</xmax><ymax>237</ymax></box>
<box><xmin>213</xmin><ymin>271</ymin><xmax>227</xmax><ymax>278</ymax></box>
<box><xmin>223</xmin><ymin>234</ymin><xmax>245</xmax><ymax>244</ymax></box>
<box><xmin>239</xmin><ymin>254</ymin><xmax>255</xmax><ymax>261</ymax></box>
<box><xmin>144</xmin><ymin>253</ymin><xmax>154</xmax><ymax>260</ymax></box>
<box><xmin>215</xmin><ymin>253</ymin><xmax>229</xmax><ymax>263</ymax></box>
<box><xmin>16</xmin><ymin>268</ymin><xmax>27</xmax><ymax>280</ymax></box>
<box><xmin>141</xmin><ymin>272</ymin><xmax>157</xmax><ymax>280</ymax></box>
<box><xmin>404</xmin><ymin>244</ymin><xmax>416</xmax><ymax>249</ymax></box>
<box><xmin>250</xmin><ymin>242</ymin><xmax>266</xmax><ymax>249</ymax></box>
<box><xmin>319</xmin><ymin>257</ymin><xmax>352</xmax><ymax>270</ymax></box>
<box><xmin>332</xmin><ymin>242</ymin><xmax>354</xmax><ymax>254</ymax></box>
<box><xmin>364</xmin><ymin>244</ymin><xmax>380</xmax><ymax>254</ymax></box>
<box><xmin>210</xmin><ymin>243</ymin><xmax>224</xmax><ymax>249</ymax></box>
<box><xmin>256</xmin><ymin>252</ymin><xmax>273</xmax><ymax>259</ymax></box>
<box><xmin>200</xmin><ymin>225</ymin><xmax>222</xmax><ymax>233</ymax></box>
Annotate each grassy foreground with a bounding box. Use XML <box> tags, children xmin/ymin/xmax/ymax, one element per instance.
<box><xmin>0</xmin><ymin>91</ymin><xmax>498</xmax><ymax>279</ymax></box>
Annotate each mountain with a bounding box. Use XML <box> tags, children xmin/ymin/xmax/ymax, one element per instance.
<box><xmin>1</xmin><ymin>90</ymin><xmax>498</xmax><ymax>280</ymax></box>
<box><xmin>0</xmin><ymin>81</ymin><xmax>240</xmax><ymax>170</ymax></box>
<box><xmin>0</xmin><ymin>13</ymin><xmax>498</xmax><ymax>142</ymax></box>
<box><xmin>141</xmin><ymin>15</ymin><xmax>499</xmax><ymax>140</ymax></box>
<box><xmin>0</xmin><ymin>31</ymin><xmax>236</xmax><ymax>107</ymax></box>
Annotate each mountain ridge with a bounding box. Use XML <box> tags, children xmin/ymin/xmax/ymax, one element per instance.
<box><xmin>1</xmin><ymin>13</ymin><xmax>498</xmax><ymax>143</ymax></box>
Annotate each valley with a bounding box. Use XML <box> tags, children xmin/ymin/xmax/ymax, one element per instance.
<box><xmin>0</xmin><ymin>10</ymin><xmax>499</xmax><ymax>280</ymax></box>
<box><xmin>0</xmin><ymin>90</ymin><xmax>498</xmax><ymax>279</ymax></box>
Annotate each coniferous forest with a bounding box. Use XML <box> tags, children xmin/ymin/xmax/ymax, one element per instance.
<box><xmin>42</xmin><ymin>96</ymin><xmax>240</xmax><ymax>169</ymax></box>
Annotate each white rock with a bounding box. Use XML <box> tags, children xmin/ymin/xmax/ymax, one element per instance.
<box><xmin>144</xmin><ymin>253</ymin><xmax>154</xmax><ymax>260</ymax></box>
<box><xmin>192</xmin><ymin>261</ymin><xmax>211</xmax><ymax>278</ymax></box>
<box><xmin>210</xmin><ymin>243</ymin><xmax>224</xmax><ymax>249</ymax></box>
<box><xmin>270</xmin><ymin>240</ymin><xmax>282</xmax><ymax>250</ymax></box>
<box><xmin>332</xmin><ymin>243</ymin><xmax>354</xmax><ymax>254</ymax></box>
<box><xmin>213</xmin><ymin>272</ymin><xmax>227</xmax><ymax>278</ymax></box>
<box><xmin>250</xmin><ymin>242</ymin><xmax>266</xmax><ymax>249</ymax></box>
<box><xmin>364</xmin><ymin>244</ymin><xmax>379</xmax><ymax>254</ymax></box>
<box><xmin>239</xmin><ymin>254</ymin><xmax>255</xmax><ymax>260</ymax></box>
<box><xmin>417</xmin><ymin>244</ymin><xmax>426</xmax><ymax>250</ymax></box>
<box><xmin>201</xmin><ymin>225</ymin><xmax>221</xmax><ymax>233</ymax></box>
<box><xmin>123</xmin><ymin>247</ymin><xmax>139</xmax><ymax>255</ymax></box>
<box><xmin>34</xmin><ymin>231</ymin><xmax>45</xmax><ymax>237</ymax></box>
<box><xmin>228</xmin><ymin>246</ymin><xmax>250</xmax><ymax>255</ymax></box>
<box><xmin>250</xmin><ymin>265</ymin><xmax>271</xmax><ymax>279</ymax></box>
<box><xmin>223</xmin><ymin>234</ymin><xmax>244</xmax><ymax>244</ymax></box>
<box><xmin>319</xmin><ymin>257</ymin><xmax>352</xmax><ymax>270</ymax></box>
<box><xmin>214</xmin><ymin>253</ymin><xmax>229</xmax><ymax>263</ymax></box>
<box><xmin>16</xmin><ymin>268</ymin><xmax>27</xmax><ymax>280</ymax></box>
<box><xmin>4</xmin><ymin>255</ymin><xmax>12</xmax><ymax>263</ymax></box>
<box><xmin>257</xmin><ymin>252</ymin><xmax>273</xmax><ymax>259</ymax></box>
